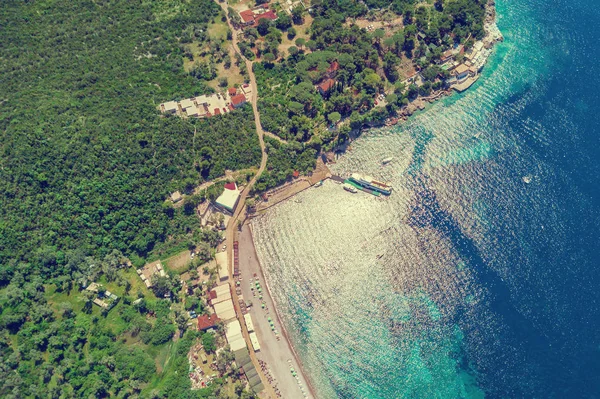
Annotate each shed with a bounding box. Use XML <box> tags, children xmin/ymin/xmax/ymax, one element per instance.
<box><xmin>244</xmin><ymin>313</ymin><xmax>255</xmax><ymax>332</ymax></box>
<box><xmin>214</xmin><ymin>299</ymin><xmax>236</xmax><ymax>321</ymax></box>
<box><xmin>249</xmin><ymin>331</ymin><xmax>260</xmax><ymax>352</ymax></box>
<box><xmin>215</xmin><ymin>251</ymin><xmax>229</xmax><ymax>281</ymax></box>
<box><xmin>170</xmin><ymin>191</ymin><xmax>182</xmax><ymax>203</ymax></box>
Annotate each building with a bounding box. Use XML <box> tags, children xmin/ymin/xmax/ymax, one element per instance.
<box><xmin>180</xmin><ymin>98</ymin><xmax>195</xmax><ymax>114</ymax></box>
<box><xmin>228</xmin><ymin>87</ymin><xmax>237</xmax><ymax>96</ymax></box>
<box><xmin>215</xmin><ymin>182</ymin><xmax>240</xmax><ymax>213</ymax></box>
<box><xmin>197</xmin><ymin>314</ymin><xmax>220</xmax><ymax>331</ymax></box>
<box><xmin>162</xmin><ymin>101</ymin><xmax>178</xmax><ymax>114</ymax></box>
<box><xmin>317</xmin><ymin>78</ymin><xmax>336</xmax><ymax>96</ymax></box>
<box><xmin>230</xmin><ymin>93</ymin><xmax>247</xmax><ymax>108</ymax></box>
<box><xmin>241</xmin><ymin>83</ymin><xmax>252</xmax><ymax>96</ymax></box>
<box><xmin>244</xmin><ymin>313</ymin><xmax>255</xmax><ymax>333</ymax></box>
<box><xmin>170</xmin><ymin>191</ymin><xmax>182</xmax><ymax>203</ymax></box>
<box><xmin>239</xmin><ymin>10</ymin><xmax>256</xmax><ymax>26</ymax></box>
<box><xmin>249</xmin><ymin>332</ymin><xmax>261</xmax><ymax>352</ymax></box>
<box><xmin>440</xmin><ymin>49</ymin><xmax>454</xmax><ymax>64</ymax></box>
<box><xmin>454</xmin><ymin>64</ymin><xmax>470</xmax><ymax>80</ymax></box>
<box><xmin>326</xmin><ymin>60</ymin><xmax>339</xmax><ymax>77</ymax></box>
<box><xmin>215</xmin><ymin>251</ymin><xmax>229</xmax><ymax>282</ymax></box>
<box><xmin>210</xmin><ymin>284</ymin><xmax>232</xmax><ymax>304</ymax></box>
<box><xmin>225</xmin><ymin>320</ymin><xmax>247</xmax><ymax>351</ymax></box>
<box><xmin>214</xmin><ymin>299</ymin><xmax>236</xmax><ymax>321</ymax></box>
<box><xmin>239</xmin><ymin>8</ymin><xmax>278</xmax><ymax>27</ymax></box>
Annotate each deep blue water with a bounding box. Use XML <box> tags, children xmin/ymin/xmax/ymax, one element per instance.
<box><xmin>252</xmin><ymin>0</ymin><xmax>600</xmax><ymax>397</ymax></box>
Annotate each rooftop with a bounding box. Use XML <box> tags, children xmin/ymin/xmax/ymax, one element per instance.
<box><xmin>197</xmin><ymin>313</ymin><xmax>220</xmax><ymax>330</ymax></box>
<box><xmin>230</xmin><ymin>93</ymin><xmax>247</xmax><ymax>106</ymax></box>
<box><xmin>317</xmin><ymin>78</ymin><xmax>336</xmax><ymax>93</ymax></box>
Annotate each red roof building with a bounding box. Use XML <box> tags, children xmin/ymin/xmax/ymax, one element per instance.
<box><xmin>214</xmin><ymin>108</ymin><xmax>221</xmax><ymax>115</ymax></box>
<box><xmin>253</xmin><ymin>10</ymin><xmax>277</xmax><ymax>26</ymax></box>
<box><xmin>292</xmin><ymin>170</ymin><xmax>300</xmax><ymax>178</ymax></box>
<box><xmin>327</xmin><ymin>61</ymin><xmax>340</xmax><ymax>74</ymax></box>
<box><xmin>239</xmin><ymin>8</ymin><xmax>277</xmax><ymax>27</ymax></box>
<box><xmin>197</xmin><ymin>314</ymin><xmax>220</xmax><ymax>331</ymax></box>
<box><xmin>224</xmin><ymin>182</ymin><xmax>237</xmax><ymax>191</ymax></box>
<box><xmin>239</xmin><ymin>10</ymin><xmax>255</xmax><ymax>25</ymax></box>
<box><xmin>317</xmin><ymin>79</ymin><xmax>336</xmax><ymax>95</ymax></box>
<box><xmin>228</xmin><ymin>87</ymin><xmax>237</xmax><ymax>96</ymax></box>
<box><xmin>230</xmin><ymin>93</ymin><xmax>247</xmax><ymax>108</ymax></box>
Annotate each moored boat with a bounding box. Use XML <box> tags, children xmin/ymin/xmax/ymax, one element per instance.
<box><xmin>343</xmin><ymin>183</ymin><xmax>358</xmax><ymax>193</ymax></box>
<box><xmin>348</xmin><ymin>173</ymin><xmax>392</xmax><ymax>195</ymax></box>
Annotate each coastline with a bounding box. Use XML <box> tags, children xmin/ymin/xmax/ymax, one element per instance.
<box><xmin>238</xmin><ymin>224</ymin><xmax>317</xmax><ymax>399</ymax></box>
<box><xmin>239</xmin><ymin>4</ymin><xmax>503</xmax><ymax>397</ymax></box>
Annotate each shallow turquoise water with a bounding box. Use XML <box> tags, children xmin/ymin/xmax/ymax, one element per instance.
<box><xmin>252</xmin><ymin>0</ymin><xmax>600</xmax><ymax>397</ymax></box>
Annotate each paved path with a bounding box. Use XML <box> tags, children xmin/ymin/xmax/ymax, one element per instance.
<box><xmin>216</xmin><ymin>2</ymin><xmax>276</xmax><ymax>398</ymax></box>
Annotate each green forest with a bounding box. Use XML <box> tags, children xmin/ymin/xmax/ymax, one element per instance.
<box><xmin>247</xmin><ymin>0</ymin><xmax>486</xmax><ymax>144</ymax></box>
<box><xmin>0</xmin><ymin>0</ymin><xmax>259</xmax><ymax>397</ymax></box>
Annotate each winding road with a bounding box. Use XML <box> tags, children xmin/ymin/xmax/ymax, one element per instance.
<box><xmin>216</xmin><ymin>3</ymin><xmax>276</xmax><ymax>397</ymax></box>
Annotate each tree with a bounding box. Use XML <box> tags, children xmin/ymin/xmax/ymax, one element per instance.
<box><xmin>291</xmin><ymin>6</ymin><xmax>303</xmax><ymax>24</ymax></box>
<box><xmin>295</xmin><ymin>37</ymin><xmax>306</xmax><ymax>49</ymax></box>
<box><xmin>373</xmin><ymin>28</ymin><xmax>385</xmax><ymax>45</ymax></box>
<box><xmin>202</xmin><ymin>332</ymin><xmax>216</xmax><ymax>353</ymax></box>
<box><xmin>262</xmin><ymin>52</ymin><xmax>276</xmax><ymax>63</ymax></box>
<box><xmin>152</xmin><ymin>275</ymin><xmax>173</xmax><ymax>298</ymax></box>
<box><xmin>287</xmin><ymin>27</ymin><xmax>297</xmax><ymax>40</ymax></box>
<box><xmin>327</xmin><ymin>112</ymin><xmax>341</xmax><ymax>125</ymax></box>
<box><xmin>275</xmin><ymin>14</ymin><xmax>291</xmax><ymax>30</ymax></box>
<box><xmin>257</xmin><ymin>18</ymin><xmax>271</xmax><ymax>36</ymax></box>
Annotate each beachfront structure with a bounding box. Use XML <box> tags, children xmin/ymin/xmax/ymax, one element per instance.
<box><xmin>249</xmin><ymin>332</ymin><xmax>261</xmax><ymax>352</ymax></box>
<box><xmin>210</xmin><ymin>284</ymin><xmax>231</xmax><ymax>304</ymax></box>
<box><xmin>215</xmin><ymin>251</ymin><xmax>229</xmax><ymax>282</ymax></box>
<box><xmin>225</xmin><ymin>320</ymin><xmax>247</xmax><ymax>352</ymax></box>
<box><xmin>454</xmin><ymin>64</ymin><xmax>471</xmax><ymax>81</ymax></box>
<box><xmin>215</xmin><ymin>182</ymin><xmax>240</xmax><ymax>214</ymax></box>
<box><xmin>232</xmin><ymin>348</ymin><xmax>265</xmax><ymax>393</ymax></box>
<box><xmin>244</xmin><ymin>313</ymin><xmax>255</xmax><ymax>333</ymax></box>
<box><xmin>214</xmin><ymin>299</ymin><xmax>236</xmax><ymax>321</ymax></box>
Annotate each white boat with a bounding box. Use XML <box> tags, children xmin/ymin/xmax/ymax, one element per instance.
<box><xmin>522</xmin><ymin>175</ymin><xmax>532</xmax><ymax>184</ymax></box>
<box><xmin>382</xmin><ymin>157</ymin><xmax>393</xmax><ymax>164</ymax></box>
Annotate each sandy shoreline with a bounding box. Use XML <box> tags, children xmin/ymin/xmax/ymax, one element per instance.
<box><xmin>238</xmin><ymin>224</ymin><xmax>317</xmax><ymax>399</ymax></box>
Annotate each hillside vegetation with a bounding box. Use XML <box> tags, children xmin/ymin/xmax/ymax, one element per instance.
<box><xmin>0</xmin><ymin>0</ymin><xmax>259</xmax><ymax>397</ymax></box>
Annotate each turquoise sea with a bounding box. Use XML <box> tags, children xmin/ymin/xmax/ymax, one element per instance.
<box><xmin>252</xmin><ymin>0</ymin><xmax>600</xmax><ymax>397</ymax></box>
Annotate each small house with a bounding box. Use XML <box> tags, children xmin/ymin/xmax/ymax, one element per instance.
<box><xmin>162</xmin><ymin>101</ymin><xmax>178</xmax><ymax>114</ymax></box>
<box><xmin>230</xmin><ymin>94</ymin><xmax>247</xmax><ymax>108</ymax></box>
<box><xmin>171</xmin><ymin>191</ymin><xmax>182</xmax><ymax>203</ymax></box>
<box><xmin>317</xmin><ymin>79</ymin><xmax>336</xmax><ymax>96</ymax></box>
